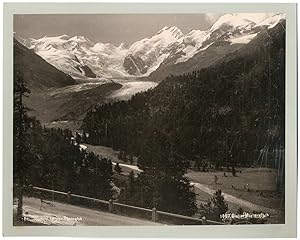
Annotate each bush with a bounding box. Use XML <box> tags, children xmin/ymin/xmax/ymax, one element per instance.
<box><xmin>198</xmin><ymin>190</ymin><xmax>228</xmax><ymax>221</ymax></box>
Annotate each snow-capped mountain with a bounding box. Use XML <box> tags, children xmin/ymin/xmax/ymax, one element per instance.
<box><xmin>15</xmin><ymin>13</ymin><xmax>285</xmax><ymax>80</ymax></box>
<box><xmin>123</xmin><ymin>26</ymin><xmax>185</xmax><ymax>75</ymax></box>
<box><xmin>177</xmin><ymin>13</ymin><xmax>285</xmax><ymax>63</ymax></box>
<box><xmin>14</xmin><ymin>34</ymin><xmax>129</xmax><ymax>79</ymax></box>
<box><xmin>144</xmin><ymin>13</ymin><xmax>286</xmax><ymax>82</ymax></box>
<box><xmin>254</xmin><ymin>13</ymin><xmax>286</xmax><ymax>29</ymax></box>
<box><xmin>123</xmin><ymin>13</ymin><xmax>285</xmax><ymax>75</ymax></box>
<box><xmin>203</xmin><ymin>13</ymin><xmax>284</xmax><ymax>45</ymax></box>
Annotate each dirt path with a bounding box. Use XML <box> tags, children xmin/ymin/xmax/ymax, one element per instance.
<box><xmin>191</xmin><ymin>182</ymin><xmax>277</xmax><ymax>214</ymax></box>
<box><xmin>84</xmin><ymin>144</ymin><xmax>142</xmax><ymax>173</ymax></box>
<box><xmin>17</xmin><ymin>197</ymin><xmax>161</xmax><ymax>226</ymax></box>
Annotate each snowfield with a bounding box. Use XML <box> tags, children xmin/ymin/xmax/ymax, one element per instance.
<box><xmin>16</xmin><ymin>34</ymin><xmax>130</xmax><ymax>79</ymax></box>
<box><xmin>125</xmin><ymin>26</ymin><xmax>184</xmax><ymax>75</ymax></box>
<box><xmin>230</xmin><ymin>33</ymin><xmax>258</xmax><ymax>45</ymax></box>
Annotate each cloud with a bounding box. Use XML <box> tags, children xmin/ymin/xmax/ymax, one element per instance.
<box><xmin>204</xmin><ymin>13</ymin><xmax>223</xmax><ymax>24</ymax></box>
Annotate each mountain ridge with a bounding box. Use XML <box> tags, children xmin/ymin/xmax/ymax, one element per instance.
<box><xmin>15</xmin><ymin>13</ymin><xmax>285</xmax><ymax>82</ymax></box>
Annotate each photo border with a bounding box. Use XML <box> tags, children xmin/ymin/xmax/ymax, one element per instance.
<box><xmin>3</xmin><ymin>2</ymin><xmax>297</xmax><ymax>237</ymax></box>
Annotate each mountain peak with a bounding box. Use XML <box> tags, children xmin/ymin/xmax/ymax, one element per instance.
<box><xmin>210</xmin><ymin>14</ymin><xmax>253</xmax><ymax>32</ymax></box>
<box><xmin>58</xmin><ymin>34</ymin><xmax>71</xmax><ymax>39</ymax></box>
<box><xmin>69</xmin><ymin>35</ymin><xmax>90</xmax><ymax>42</ymax></box>
<box><xmin>254</xmin><ymin>13</ymin><xmax>286</xmax><ymax>29</ymax></box>
<box><xmin>209</xmin><ymin>13</ymin><xmax>277</xmax><ymax>33</ymax></box>
<box><xmin>118</xmin><ymin>42</ymin><xmax>128</xmax><ymax>49</ymax></box>
<box><xmin>161</xmin><ymin>25</ymin><xmax>180</xmax><ymax>31</ymax></box>
<box><xmin>157</xmin><ymin>26</ymin><xmax>183</xmax><ymax>38</ymax></box>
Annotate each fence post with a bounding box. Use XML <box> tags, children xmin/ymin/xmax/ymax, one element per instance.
<box><xmin>152</xmin><ymin>207</ymin><xmax>157</xmax><ymax>222</ymax></box>
<box><xmin>202</xmin><ymin>216</ymin><xmax>207</xmax><ymax>225</ymax></box>
<box><xmin>67</xmin><ymin>191</ymin><xmax>72</xmax><ymax>203</ymax></box>
<box><xmin>108</xmin><ymin>199</ymin><xmax>113</xmax><ymax>212</ymax></box>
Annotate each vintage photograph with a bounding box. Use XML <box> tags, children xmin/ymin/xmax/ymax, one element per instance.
<box><xmin>12</xmin><ymin>12</ymin><xmax>286</xmax><ymax>227</ymax></box>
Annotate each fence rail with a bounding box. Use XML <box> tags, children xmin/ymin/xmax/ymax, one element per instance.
<box><xmin>30</xmin><ymin>186</ymin><xmax>225</xmax><ymax>225</ymax></box>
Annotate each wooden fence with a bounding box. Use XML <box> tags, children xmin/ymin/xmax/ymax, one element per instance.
<box><xmin>30</xmin><ymin>186</ymin><xmax>225</xmax><ymax>225</ymax></box>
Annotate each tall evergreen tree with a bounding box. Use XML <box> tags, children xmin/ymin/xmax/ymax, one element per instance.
<box><xmin>13</xmin><ymin>71</ymin><xmax>31</xmax><ymax>217</ymax></box>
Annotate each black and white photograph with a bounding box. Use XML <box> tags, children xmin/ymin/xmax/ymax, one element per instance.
<box><xmin>3</xmin><ymin>3</ymin><xmax>297</xmax><ymax>236</ymax></box>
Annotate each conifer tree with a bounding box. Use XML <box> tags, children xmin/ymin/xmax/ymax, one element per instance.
<box><xmin>199</xmin><ymin>190</ymin><xmax>228</xmax><ymax>221</ymax></box>
<box><xmin>14</xmin><ymin>71</ymin><xmax>31</xmax><ymax>217</ymax></box>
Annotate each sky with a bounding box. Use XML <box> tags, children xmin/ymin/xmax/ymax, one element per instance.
<box><xmin>13</xmin><ymin>14</ymin><xmax>222</xmax><ymax>45</ymax></box>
